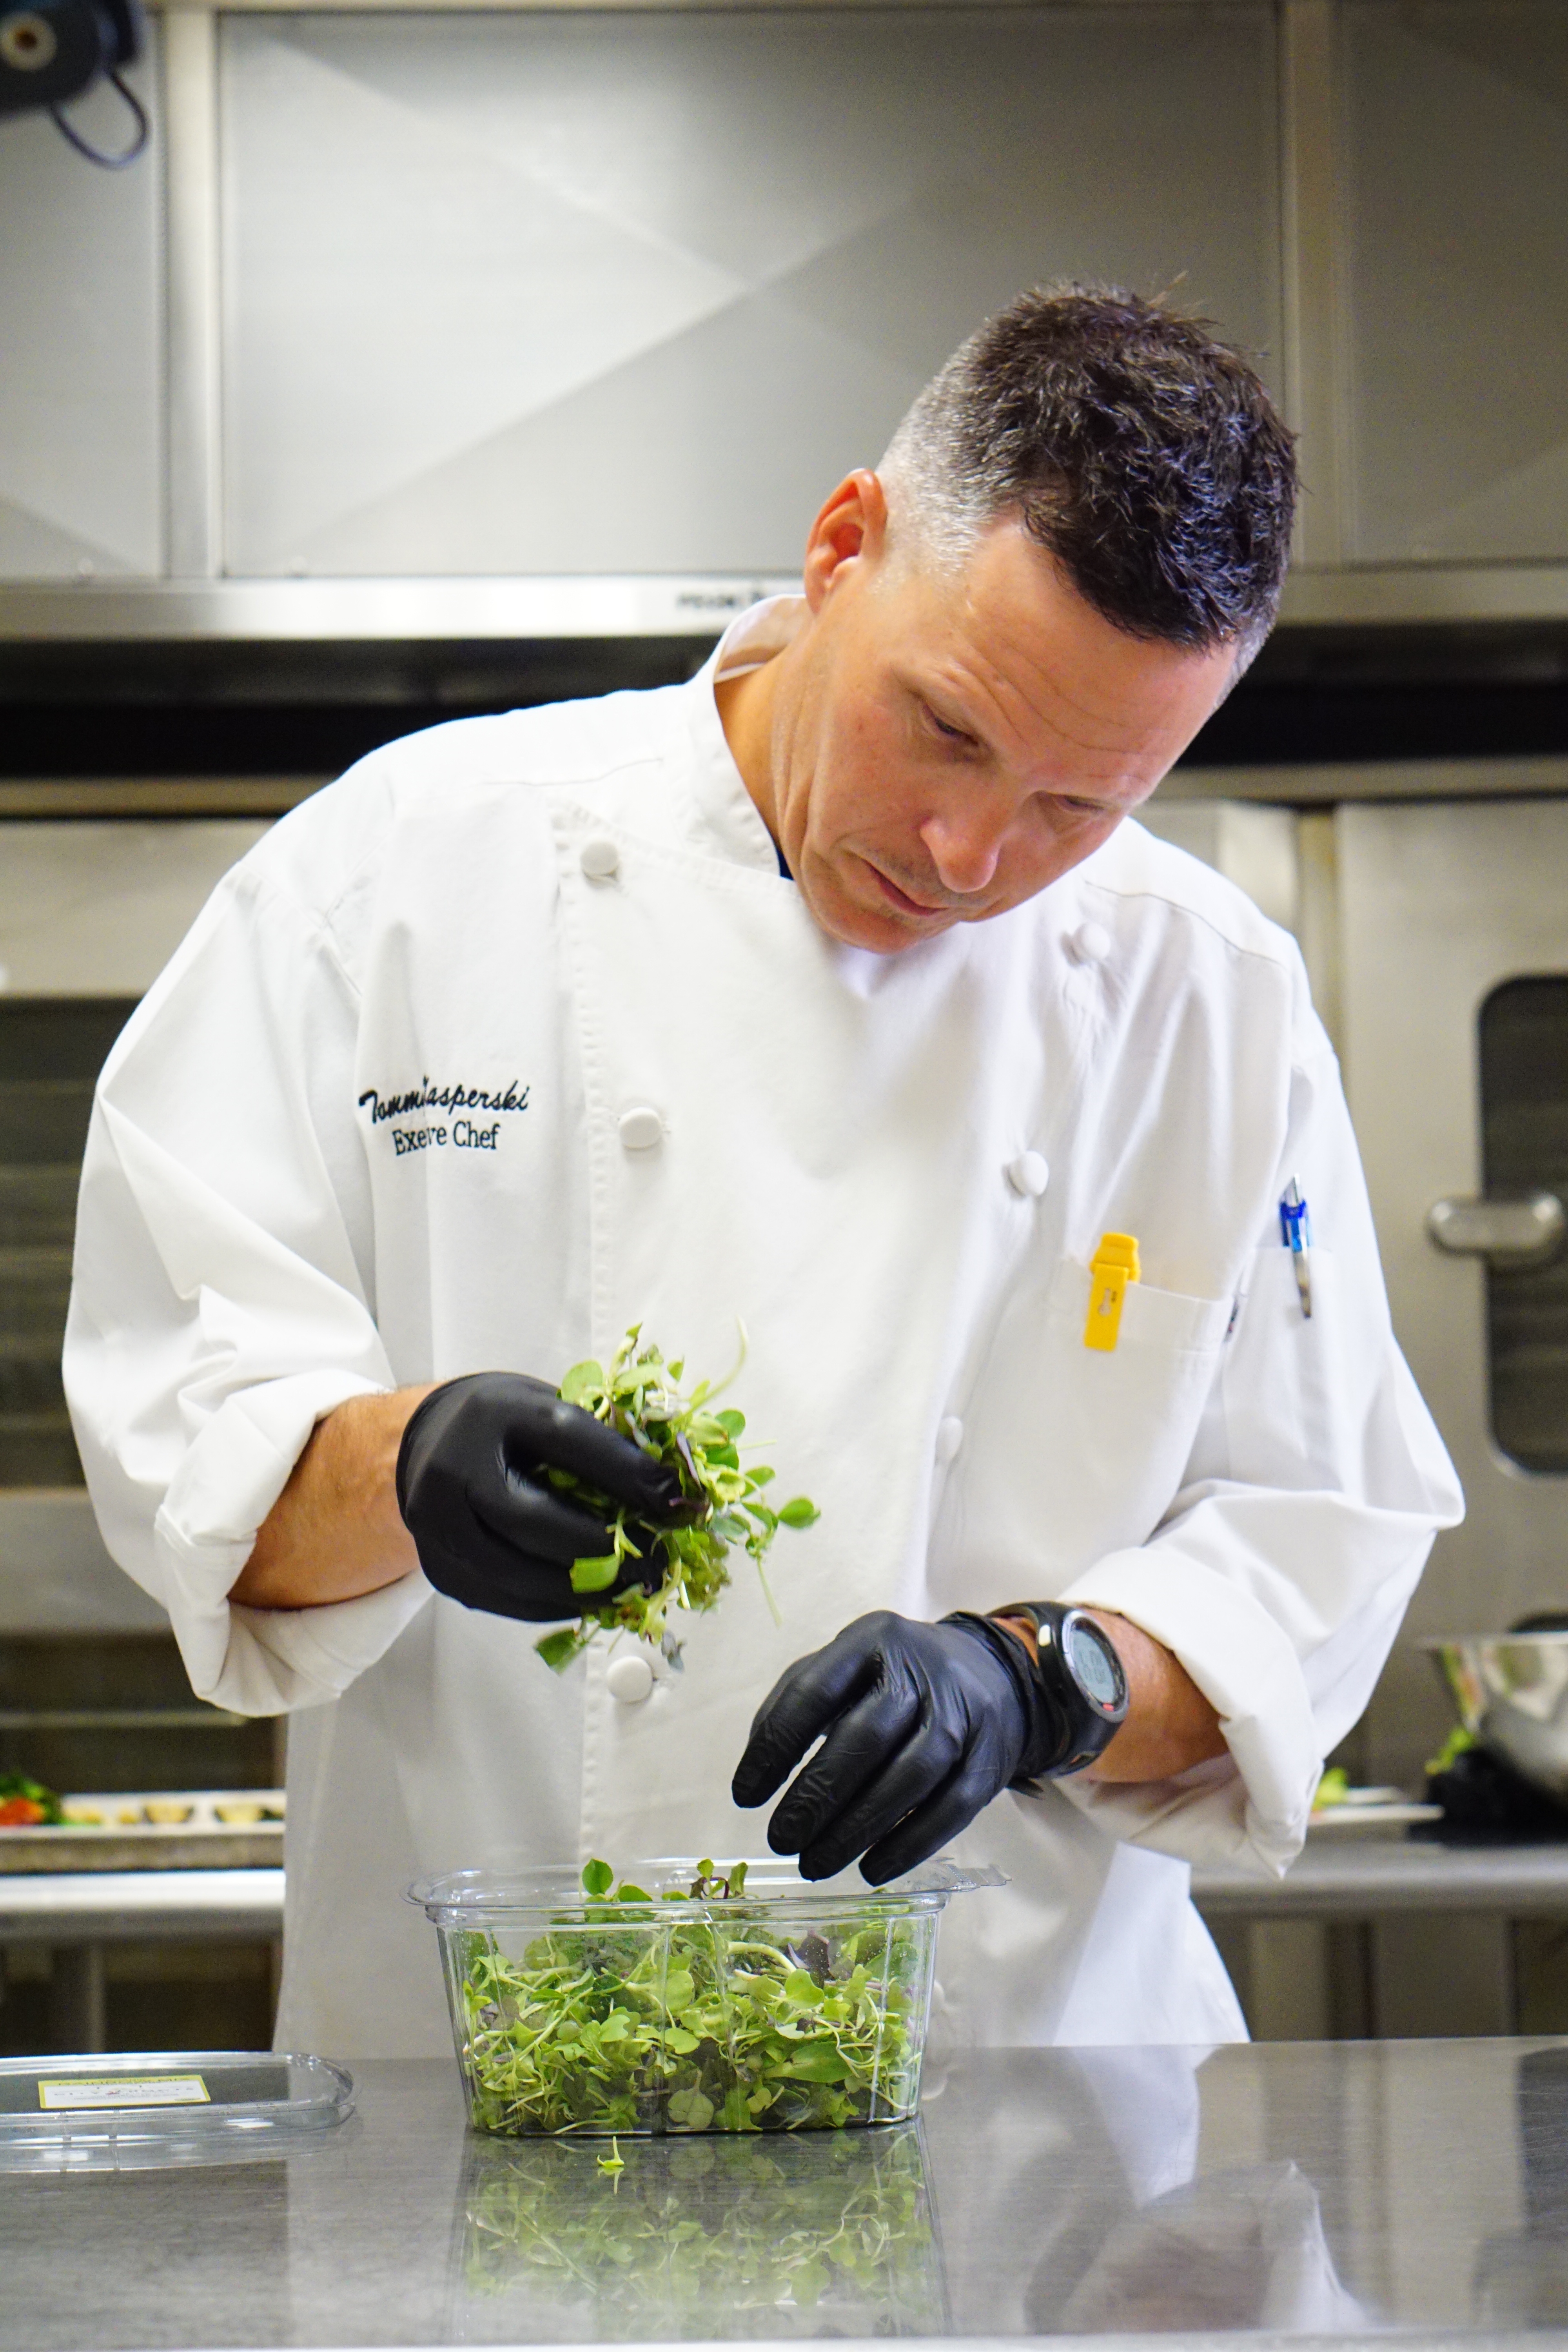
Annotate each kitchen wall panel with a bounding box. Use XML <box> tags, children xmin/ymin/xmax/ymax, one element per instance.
<box><xmin>219</xmin><ymin>5</ymin><xmax>1281</xmax><ymax>578</ymax></box>
<box><xmin>0</xmin><ymin>40</ymin><xmax>163</xmax><ymax>579</ymax></box>
<box><xmin>1342</xmin><ymin>1</ymin><xmax>1568</xmax><ymax>564</ymax></box>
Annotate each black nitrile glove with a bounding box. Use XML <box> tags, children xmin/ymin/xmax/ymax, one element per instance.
<box><xmin>396</xmin><ymin>1372</ymin><xmax>685</xmax><ymax>1622</ymax></box>
<box><xmin>731</xmin><ymin>1608</ymin><xmax>1062</xmax><ymax>1884</ymax></box>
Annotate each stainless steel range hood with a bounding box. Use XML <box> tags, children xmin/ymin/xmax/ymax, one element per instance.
<box><xmin>5</xmin><ymin>1</ymin><xmax>1568</xmax><ymax>644</ymax></box>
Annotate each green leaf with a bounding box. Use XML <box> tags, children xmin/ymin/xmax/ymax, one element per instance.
<box><xmin>664</xmin><ymin>2027</ymin><xmax>699</xmax><ymax>2054</ymax></box>
<box><xmin>715</xmin><ymin>1409</ymin><xmax>746</xmax><ymax>1437</ymax></box>
<box><xmin>668</xmin><ymin>2087</ymin><xmax>714</xmax><ymax>2130</ymax></box>
<box><xmin>792</xmin><ymin>2258</ymin><xmax>828</xmax><ymax>2308</ymax></box>
<box><xmin>560</xmin><ymin>1360</ymin><xmax>605</xmax><ymax>1406</ymax></box>
<box><xmin>581</xmin><ymin>1858</ymin><xmax>613</xmax><ymax>1898</ymax></box>
<box><xmin>777</xmin><ymin>1497</ymin><xmax>820</xmax><ymax>1530</ymax></box>
<box><xmin>534</xmin><ymin>1628</ymin><xmax>583</xmax><ymax>1672</ymax></box>
<box><xmin>616</xmin><ymin>1883</ymin><xmax>652</xmax><ymax>1904</ymax></box>
<box><xmin>777</xmin><ymin>2042</ymin><xmax>855</xmax><ymax>2083</ymax></box>
<box><xmin>782</xmin><ymin>1969</ymin><xmax>820</xmax><ymax>2006</ymax></box>
<box><xmin>728</xmin><ymin>1860</ymin><xmax>748</xmax><ymax>1896</ymax></box>
<box><xmin>570</xmin><ymin>1554</ymin><xmax>620</xmax><ymax>1592</ymax></box>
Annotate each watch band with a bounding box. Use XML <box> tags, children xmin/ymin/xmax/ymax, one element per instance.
<box><xmin>990</xmin><ymin>1601</ymin><xmax>1129</xmax><ymax>1780</ymax></box>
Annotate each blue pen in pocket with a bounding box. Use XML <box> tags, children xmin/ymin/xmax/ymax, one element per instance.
<box><xmin>1279</xmin><ymin>1175</ymin><xmax>1312</xmax><ymax>1319</ymax></box>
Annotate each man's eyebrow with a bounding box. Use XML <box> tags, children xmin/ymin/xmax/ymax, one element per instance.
<box><xmin>903</xmin><ymin>671</ymin><xmax>989</xmax><ymax>739</ymax></box>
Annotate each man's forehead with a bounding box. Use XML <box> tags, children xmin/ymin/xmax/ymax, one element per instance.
<box><xmin>899</xmin><ymin>524</ymin><xmax>1236</xmax><ymax>775</ymax></box>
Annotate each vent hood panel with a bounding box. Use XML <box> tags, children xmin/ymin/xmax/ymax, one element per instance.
<box><xmin>220</xmin><ymin>4</ymin><xmax>1280</xmax><ymax>579</ymax></box>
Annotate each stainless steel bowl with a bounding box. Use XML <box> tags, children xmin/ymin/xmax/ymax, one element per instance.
<box><xmin>1423</xmin><ymin>1634</ymin><xmax>1568</xmax><ymax>1800</ymax></box>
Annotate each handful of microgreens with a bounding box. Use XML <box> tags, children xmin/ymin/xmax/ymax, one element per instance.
<box><xmin>533</xmin><ymin>1327</ymin><xmax>819</xmax><ymax>1675</ymax></box>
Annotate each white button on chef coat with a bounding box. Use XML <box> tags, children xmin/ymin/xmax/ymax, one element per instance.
<box><xmin>1067</xmin><ymin>920</ymin><xmax>1113</xmax><ymax>965</ymax></box>
<box><xmin>580</xmin><ymin>837</ymin><xmax>621</xmax><ymax>881</ymax></box>
<box><xmin>1005</xmin><ymin>1151</ymin><xmax>1050</xmax><ymax>1198</ymax></box>
<box><xmin>935</xmin><ymin>1416</ymin><xmax>964</xmax><ymax>1466</ymax></box>
<box><xmin>618</xmin><ymin>1106</ymin><xmax>664</xmax><ymax>1151</ymax></box>
<box><xmin>606</xmin><ymin>1652</ymin><xmax>655</xmax><ymax>1705</ymax></box>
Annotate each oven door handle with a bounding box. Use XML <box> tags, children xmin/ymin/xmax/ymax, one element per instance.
<box><xmin>1426</xmin><ymin>1191</ymin><xmax>1566</xmax><ymax>1265</ymax></box>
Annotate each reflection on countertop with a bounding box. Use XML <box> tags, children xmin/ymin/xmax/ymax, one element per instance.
<box><xmin>5</xmin><ymin>2039</ymin><xmax>1568</xmax><ymax>2345</ymax></box>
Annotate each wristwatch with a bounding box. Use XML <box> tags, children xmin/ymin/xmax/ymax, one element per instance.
<box><xmin>990</xmin><ymin>1602</ymin><xmax>1130</xmax><ymax>1779</ymax></box>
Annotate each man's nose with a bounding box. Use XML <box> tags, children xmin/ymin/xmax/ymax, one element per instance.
<box><xmin>918</xmin><ymin>808</ymin><xmax>1005</xmax><ymax>897</ymax></box>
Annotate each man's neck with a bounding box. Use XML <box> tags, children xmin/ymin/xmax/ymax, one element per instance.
<box><xmin>714</xmin><ymin>657</ymin><xmax>782</xmax><ymax>851</ymax></box>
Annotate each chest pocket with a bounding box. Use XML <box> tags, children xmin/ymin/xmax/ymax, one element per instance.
<box><xmin>954</xmin><ymin>1257</ymin><xmax>1230</xmax><ymax>1590</ymax></box>
<box><xmin>937</xmin><ymin>1257</ymin><xmax>1235</xmax><ymax>1602</ymax></box>
<box><xmin>1035</xmin><ymin>1259</ymin><xmax>1232</xmax><ymax>1566</ymax></box>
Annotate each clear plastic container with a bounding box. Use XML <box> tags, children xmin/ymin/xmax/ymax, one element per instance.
<box><xmin>0</xmin><ymin>2051</ymin><xmax>354</xmax><ymax>2172</ymax></box>
<box><xmin>408</xmin><ymin>1855</ymin><xmax>1003</xmax><ymax>2139</ymax></box>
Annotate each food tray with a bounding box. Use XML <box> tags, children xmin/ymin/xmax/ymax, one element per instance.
<box><xmin>1308</xmin><ymin>1800</ymin><xmax>1443</xmax><ymax>1835</ymax></box>
<box><xmin>0</xmin><ymin>1789</ymin><xmax>285</xmax><ymax>1875</ymax></box>
<box><xmin>0</xmin><ymin>2051</ymin><xmax>351</xmax><ymax>2172</ymax></box>
<box><xmin>1308</xmin><ymin>1784</ymin><xmax>1442</xmax><ymax>1837</ymax></box>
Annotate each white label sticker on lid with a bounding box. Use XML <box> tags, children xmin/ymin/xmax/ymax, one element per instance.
<box><xmin>37</xmin><ymin>2074</ymin><xmax>210</xmax><ymax>2112</ymax></box>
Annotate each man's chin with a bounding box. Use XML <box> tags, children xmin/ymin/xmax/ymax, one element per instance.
<box><xmin>800</xmin><ymin>878</ymin><xmax>958</xmax><ymax>955</ymax></box>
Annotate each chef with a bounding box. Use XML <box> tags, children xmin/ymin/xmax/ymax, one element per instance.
<box><xmin>64</xmin><ymin>286</ymin><xmax>1461</xmax><ymax>2057</ymax></box>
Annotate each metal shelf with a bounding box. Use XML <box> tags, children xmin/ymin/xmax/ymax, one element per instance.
<box><xmin>0</xmin><ymin>576</ymin><xmax>800</xmax><ymax>645</ymax></box>
<box><xmin>3</xmin><ymin>565</ymin><xmax>1568</xmax><ymax>646</ymax></box>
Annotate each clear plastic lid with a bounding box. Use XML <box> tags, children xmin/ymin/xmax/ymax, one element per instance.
<box><xmin>0</xmin><ymin>2051</ymin><xmax>354</xmax><ymax>2171</ymax></box>
<box><xmin>408</xmin><ymin>1853</ymin><xmax>1006</xmax><ymax>1926</ymax></box>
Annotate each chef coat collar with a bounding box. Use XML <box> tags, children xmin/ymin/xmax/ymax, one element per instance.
<box><xmin>681</xmin><ymin>597</ymin><xmax>807</xmax><ymax>877</ymax></box>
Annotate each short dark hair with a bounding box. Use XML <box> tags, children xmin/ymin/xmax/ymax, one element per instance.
<box><xmin>880</xmin><ymin>285</ymin><xmax>1298</xmax><ymax>661</ymax></box>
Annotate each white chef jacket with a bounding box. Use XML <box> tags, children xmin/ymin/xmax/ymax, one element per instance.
<box><xmin>64</xmin><ymin>598</ymin><xmax>1462</xmax><ymax>2058</ymax></box>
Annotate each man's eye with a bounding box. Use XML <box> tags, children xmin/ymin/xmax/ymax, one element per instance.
<box><xmin>924</xmin><ymin>705</ymin><xmax>974</xmax><ymax>746</ymax></box>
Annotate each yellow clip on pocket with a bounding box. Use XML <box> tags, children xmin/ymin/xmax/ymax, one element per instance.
<box><xmin>1084</xmin><ymin>1232</ymin><xmax>1142</xmax><ymax>1352</ymax></box>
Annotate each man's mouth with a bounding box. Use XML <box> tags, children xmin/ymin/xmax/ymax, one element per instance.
<box><xmin>862</xmin><ymin>860</ymin><xmax>955</xmax><ymax>920</ymax></box>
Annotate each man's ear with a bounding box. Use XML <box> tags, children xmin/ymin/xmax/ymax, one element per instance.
<box><xmin>802</xmin><ymin>470</ymin><xmax>889</xmax><ymax>612</ymax></box>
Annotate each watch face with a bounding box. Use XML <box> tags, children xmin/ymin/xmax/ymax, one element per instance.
<box><xmin>1065</xmin><ymin>1618</ymin><xmax>1123</xmax><ymax>1712</ymax></box>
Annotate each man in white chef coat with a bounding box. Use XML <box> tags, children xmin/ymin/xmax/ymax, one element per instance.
<box><xmin>64</xmin><ymin>286</ymin><xmax>1461</xmax><ymax>2055</ymax></box>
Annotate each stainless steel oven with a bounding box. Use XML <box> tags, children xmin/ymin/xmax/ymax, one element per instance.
<box><xmin>1337</xmin><ymin>798</ymin><xmax>1568</xmax><ymax>1788</ymax></box>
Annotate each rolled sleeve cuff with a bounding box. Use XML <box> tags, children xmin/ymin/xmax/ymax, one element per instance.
<box><xmin>1053</xmin><ymin>1547</ymin><xmax>1322</xmax><ymax>1875</ymax></box>
<box><xmin>152</xmin><ymin>1368</ymin><xmax>429</xmax><ymax>1715</ymax></box>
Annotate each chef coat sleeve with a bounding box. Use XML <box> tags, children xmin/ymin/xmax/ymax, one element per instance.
<box><xmin>1050</xmin><ymin>1016</ymin><xmax>1463</xmax><ymax>1878</ymax></box>
<box><xmin>62</xmin><ymin>849</ymin><xmax>431</xmax><ymax>1717</ymax></box>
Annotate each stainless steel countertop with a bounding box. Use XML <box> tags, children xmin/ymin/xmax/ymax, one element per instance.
<box><xmin>5</xmin><ymin>2040</ymin><xmax>1568</xmax><ymax>2346</ymax></box>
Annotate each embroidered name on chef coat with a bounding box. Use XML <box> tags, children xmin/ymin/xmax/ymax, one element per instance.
<box><xmin>358</xmin><ymin>1077</ymin><xmax>530</xmax><ymax>1158</ymax></box>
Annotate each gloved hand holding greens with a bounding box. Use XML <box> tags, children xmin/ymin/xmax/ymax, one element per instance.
<box><xmin>454</xmin><ymin>1860</ymin><xmax>926</xmax><ymax>2136</ymax></box>
<box><xmin>534</xmin><ymin>1328</ymin><xmax>818</xmax><ymax>1673</ymax></box>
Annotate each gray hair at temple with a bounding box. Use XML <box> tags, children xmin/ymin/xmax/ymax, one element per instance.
<box><xmin>878</xmin><ymin>285</ymin><xmax>1299</xmax><ymax>674</ymax></box>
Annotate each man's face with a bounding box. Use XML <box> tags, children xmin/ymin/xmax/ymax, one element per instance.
<box><xmin>757</xmin><ymin>479</ymin><xmax>1241</xmax><ymax>956</ymax></box>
